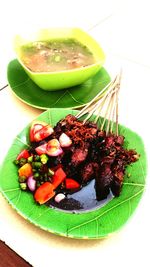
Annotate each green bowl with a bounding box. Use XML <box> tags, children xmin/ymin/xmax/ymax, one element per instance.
<box><xmin>14</xmin><ymin>28</ymin><xmax>105</xmax><ymax>91</ymax></box>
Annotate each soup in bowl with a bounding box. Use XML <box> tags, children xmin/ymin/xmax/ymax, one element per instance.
<box><xmin>14</xmin><ymin>28</ymin><xmax>105</xmax><ymax>91</ymax></box>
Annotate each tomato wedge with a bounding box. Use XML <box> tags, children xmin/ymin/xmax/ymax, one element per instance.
<box><xmin>30</xmin><ymin>121</ymin><xmax>47</xmax><ymax>142</ymax></box>
<box><xmin>16</xmin><ymin>149</ymin><xmax>30</xmax><ymax>160</ymax></box>
<box><xmin>65</xmin><ymin>178</ymin><xmax>80</xmax><ymax>189</ymax></box>
<box><xmin>34</xmin><ymin>125</ymin><xmax>54</xmax><ymax>142</ymax></box>
<box><xmin>52</xmin><ymin>167</ymin><xmax>66</xmax><ymax>189</ymax></box>
<box><xmin>34</xmin><ymin>182</ymin><xmax>55</xmax><ymax>204</ymax></box>
<box><xmin>29</xmin><ymin>121</ymin><xmax>54</xmax><ymax>142</ymax></box>
<box><xmin>18</xmin><ymin>163</ymin><xmax>33</xmax><ymax>178</ymax></box>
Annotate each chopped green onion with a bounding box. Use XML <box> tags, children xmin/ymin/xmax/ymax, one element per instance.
<box><xmin>34</xmin><ymin>173</ymin><xmax>40</xmax><ymax>179</ymax></box>
<box><xmin>48</xmin><ymin>168</ymin><xmax>54</xmax><ymax>177</ymax></box>
<box><xmin>18</xmin><ymin>176</ymin><xmax>26</xmax><ymax>183</ymax></box>
<box><xmin>40</xmin><ymin>154</ymin><xmax>49</xmax><ymax>164</ymax></box>
<box><xmin>36</xmin><ymin>181</ymin><xmax>41</xmax><ymax>187</ymax></box>
<box><xmin>27</xmin><ymin>156</ymin><xmax>33</xmax><ymax>163</ymax></box>
<box><xmin>20</xmin><ymin>182</ymin><xmax>27</xmax><ymax>191</ymax></box>
<box><xmin>13</xmin><ymin>159</ymin><xmax>19</xmax><ymax>165</ymax></box>
<box><xmin>19</xmin><ymin>158</ymin><xmax>27</xmax><ymax>166</ymax></box>
<box><xmin>34</xmin><ymin>155</ymin><xmax>40</xmax><ymax>161</ymax></box>
<box><xmin>32</xmin><ymin>162</ymin><xmax>42</xmax><ymax>169</ymax></box>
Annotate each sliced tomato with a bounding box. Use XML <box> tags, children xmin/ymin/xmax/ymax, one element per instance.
<box><xmin>35</xmin><ymin>142</ymin><xmax>47</xmax><ymax>155</ymax></box>
<box><xmin>65</xmin><ymin>178</ymin><xmax>80</xmax><ymax>189</ymax></box>
<box><xmin>52</xmin><ymin>167</ymin><xmax>66</xmax><ymax>189</ymax></box>
<box><xmin>46</xmin><ymin>139</ymin><xmax>63</xmax><ymax>156</ymax></box>
<box><xmin>34</xmin><ymin>125</ymin><xmax>54</xmax><ymax>142</ymax></box>
<box><xmin>30</xmin><ymin>121</ymin><xmax>47</xmax><ymax>142</ymax></box>
<box><xmin>34</xmin><ymin>182</ymin><xmax>55</xmax><ymax>204</ymax></box>
<box><xmin>16</xmin><ymin>149</ymin><xmax>30</xmax><ymax>160</ymax></box>
<box><xmin>51</xmin><ymin>164</ymin><xmax>63</xmax><ymax>172</ymax></box>
<box><xmin>18</xmin><ymin>163</ymin><xmax>33</xmax><ymax>178</ymax></box>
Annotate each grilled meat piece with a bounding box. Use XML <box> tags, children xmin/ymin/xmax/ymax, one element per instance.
<box><xmin>111</xmin><ymin>179</ymin><xmax>122</xmax><ymax>196</ymax></box>
<box><xmin>115</xmin><ymin>135</ymin><xmax>124</xmax><ymax>145</ymax></box>
<box><xmin>95</xmin><ymin>163</ymin><xmax>113</xmax><ymax>200</ymax></box>
<box><xmin>81</xmin><ymin>162</ymin><xmax>99</xmax><ymax>183</ymax></box>
<box><xmin>71</xmin><ymin>146</ymin><xmax>88</xmax><ymax>167</ymax></box>
<box><xmin>51</xmin><ymin>115</ymin><xmax>139</xmax><ymax>201</ymax></box>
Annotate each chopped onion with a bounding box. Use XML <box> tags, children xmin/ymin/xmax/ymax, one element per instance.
<box><xmin>47</xmin><ymin>147</ymin><xmax>63</xmax><ymax>157</ymax></box>
<box><xmin>27</xmin><ymin>176</ymin><xmax>36</xmax><ymax>192</ymax></box>
<box><xmin>46</xmin><ymin>139</ymin><xmax>63</xmax><ymax>156</ymax></box>
<box><xmin>35</xmin><ymin>142</ymin><xmax>47</xmax><ymax>155</ymax></box>
<box><xmin>54</xmin><ymin>193</ymin><xmax>65</xmax><ymax>203</ymax></box>
<box><xmin>59</xmin><ymin>133</ymin><xmax>72</xmax><ymax>147</ymax></box>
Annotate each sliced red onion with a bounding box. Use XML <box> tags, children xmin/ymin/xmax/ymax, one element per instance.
<box><xmin>47</xmin><ymin>147</ymin><xmax>63</xmax><ymax>157</ymax></box>
<box><xmin>59</xmin><ymin>133</ymin><xmax>72</xmax><ymax>147</ymax></box>
<box><xmin>35</xmin><ymin>142</ymin><xmax>47</xmax><ymax>155</ymax></box>
<box><xmin>46</xmin><ymin>139</ymin><xmax>63</xmax><ymax>156</ymax></box>
<box><xmin>27</xmin><ymin>176</ymin><xmax>36</xmax><ymax>191</ymax></box>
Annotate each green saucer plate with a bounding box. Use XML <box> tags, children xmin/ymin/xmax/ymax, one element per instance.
<box><xmin>0</xmin><ymin>109</ymin><xmax>147</xmax><ymax>239</ymax></box>
<box><xmin>7</xmin><ymin>59</ymin><xmax>110</xmax><ymax>109</ymax></box>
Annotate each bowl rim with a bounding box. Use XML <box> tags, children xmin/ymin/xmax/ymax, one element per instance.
<box><xmin>14</xmin><ymin>27</ymin><xmax>105</xmax><ymax>75</ymax></box>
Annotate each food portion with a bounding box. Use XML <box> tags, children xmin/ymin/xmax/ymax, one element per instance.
<box><xmin>14</xmin><ymin>115</ymin><xmax>139</xmax><ymax>210</ymax></box>
<box><xmin>20</xmin><ymin>39</ymin><xmax>95</xmax><ymax>72</ymax></box>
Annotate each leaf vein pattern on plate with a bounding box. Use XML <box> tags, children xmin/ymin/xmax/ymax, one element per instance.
<box><xmin>50</xmin><ymin>91</ymin><xmax>69</xmax><ymax>107</ymax></box>
<box><xmin>48</xmin><ymin>110</ymin><xmax>52</xmax><ymax>125</ymax></box>
<box><xmin>33</xmin><ymin>208</ymin><xmax>50</xmax><ymax>221</ymax></box>
<box><xmin>123</xmin><ymin>182</ymin><xmax>145</xmax><ymax>187</ymax></box>
<box><xmin>67</xmin><ymin>90</ymin><xmax>84</xmax><ymax>105</ymax></box>
<box><xmin>3</xmin><ymin>188</ymin><xmax>20</xmax><ymax>193</ymax></box>
<box><xmin>67</xmin><ymin>188</ymin><xmax>144</xmax><ymax>234</ymax></box>
<box><xmin>27</xmin><ymin>205</ymin><xmax>38</xmax><ymax>218</ymax></box>
<box><xmin>14</xmin><ymin>189</ymin><xmax>22</xmax><ymax>205</ymax></box>
<box><xmin>16</xmin><ymin>137</ymin><xmax>31</xmax><ymax>148</ymax></box>
<box><xmin>11</xmin><ymin>78</ymin><xmax>30</xmax><ymax>89</ymax></box>
<box><xmin>9</xmin><ymin>190</ymin><xmax>21</xmax><ymax>203</ymax></box>
<box><xmin>139</xmin><ymin>160</ymin><xmax>147</xmax><ymax>184</ymax></box>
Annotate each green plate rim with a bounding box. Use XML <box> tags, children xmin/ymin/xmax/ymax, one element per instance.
<box><xmin>7</xmin><ymin>59</ymin><xmax>111</xmax><ymax>110</ymax></box>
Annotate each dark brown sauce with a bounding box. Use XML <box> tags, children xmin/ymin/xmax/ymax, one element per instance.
<box><xmin>49</xmin><ymin>180</ymin><xmax>113</xmax><ymax>213</ymax></box>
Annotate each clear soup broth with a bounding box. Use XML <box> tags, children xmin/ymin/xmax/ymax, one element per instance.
<box><xmin>20</xmin><ymin>39</ymin><xmax>96</xmax><ymax>73</ymax></box>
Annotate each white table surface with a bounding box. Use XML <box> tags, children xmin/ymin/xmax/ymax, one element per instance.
<box><xmin>0</xmin><ymin>1</ymin><xmax>150</xmax><ymax>266</ymax></box>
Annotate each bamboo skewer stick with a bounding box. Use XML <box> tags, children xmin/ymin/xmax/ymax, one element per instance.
<box><xmin>76</xmin><ymin>80</ymin><xmax>112</xmax><ymax>119</ymax></box>
<box><xmin>94</xmin><ymin>85</ymin><xmax>118</xmax><ymax>130</ymax></box>
<box><xmin>110</xmin><ymin>90</ymin><xmax>117</xmax><ymax>133</ymax></box>
<box><xmin>115</xmin><ymin>69</ymin><xmax>122</xmax><ymax>135</ymax></box>
<box><xmin>77</xmin><ymin>78</ymin><xmax>117</xmax><ymax>122</ymax></box>
<box><xmin>76</xmin><ymin>70</ymin><xmax>122</xmax><ymax>135</ymax></box>
<box><xmin>100</xmin><ymin>92</ymin><xmax>113</xmax><ymax>131</ymax></box>
<box><xmin>94</xmin><ymin>96</ymin><xmax>107</xmax><ymax>124</ymax></box>
<box><xmin>106</xmin><ymin>92</ymin><xmax>116</xmax><ymax>135</ymax></box>
<box><xmin>76</xmin><ymin>76</ymin><xmax>119</xmax><ymax>119</ymax></box>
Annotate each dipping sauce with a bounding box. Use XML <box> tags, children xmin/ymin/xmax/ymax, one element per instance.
<box><xmin>20</xmin><ymin>39</ymin><xmax>96</xmax><ymax>72</ymax></box>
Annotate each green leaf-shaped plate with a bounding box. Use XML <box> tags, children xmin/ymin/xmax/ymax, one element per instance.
<box><xmin>0</xmin><ymin>109</ymin><xmax>147</xmax><ymax>239</ymax></box>
<box><xmin>7</xmin><ymin>59</ymin><xmax>110</xmax><ymax>109</ymax></box>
